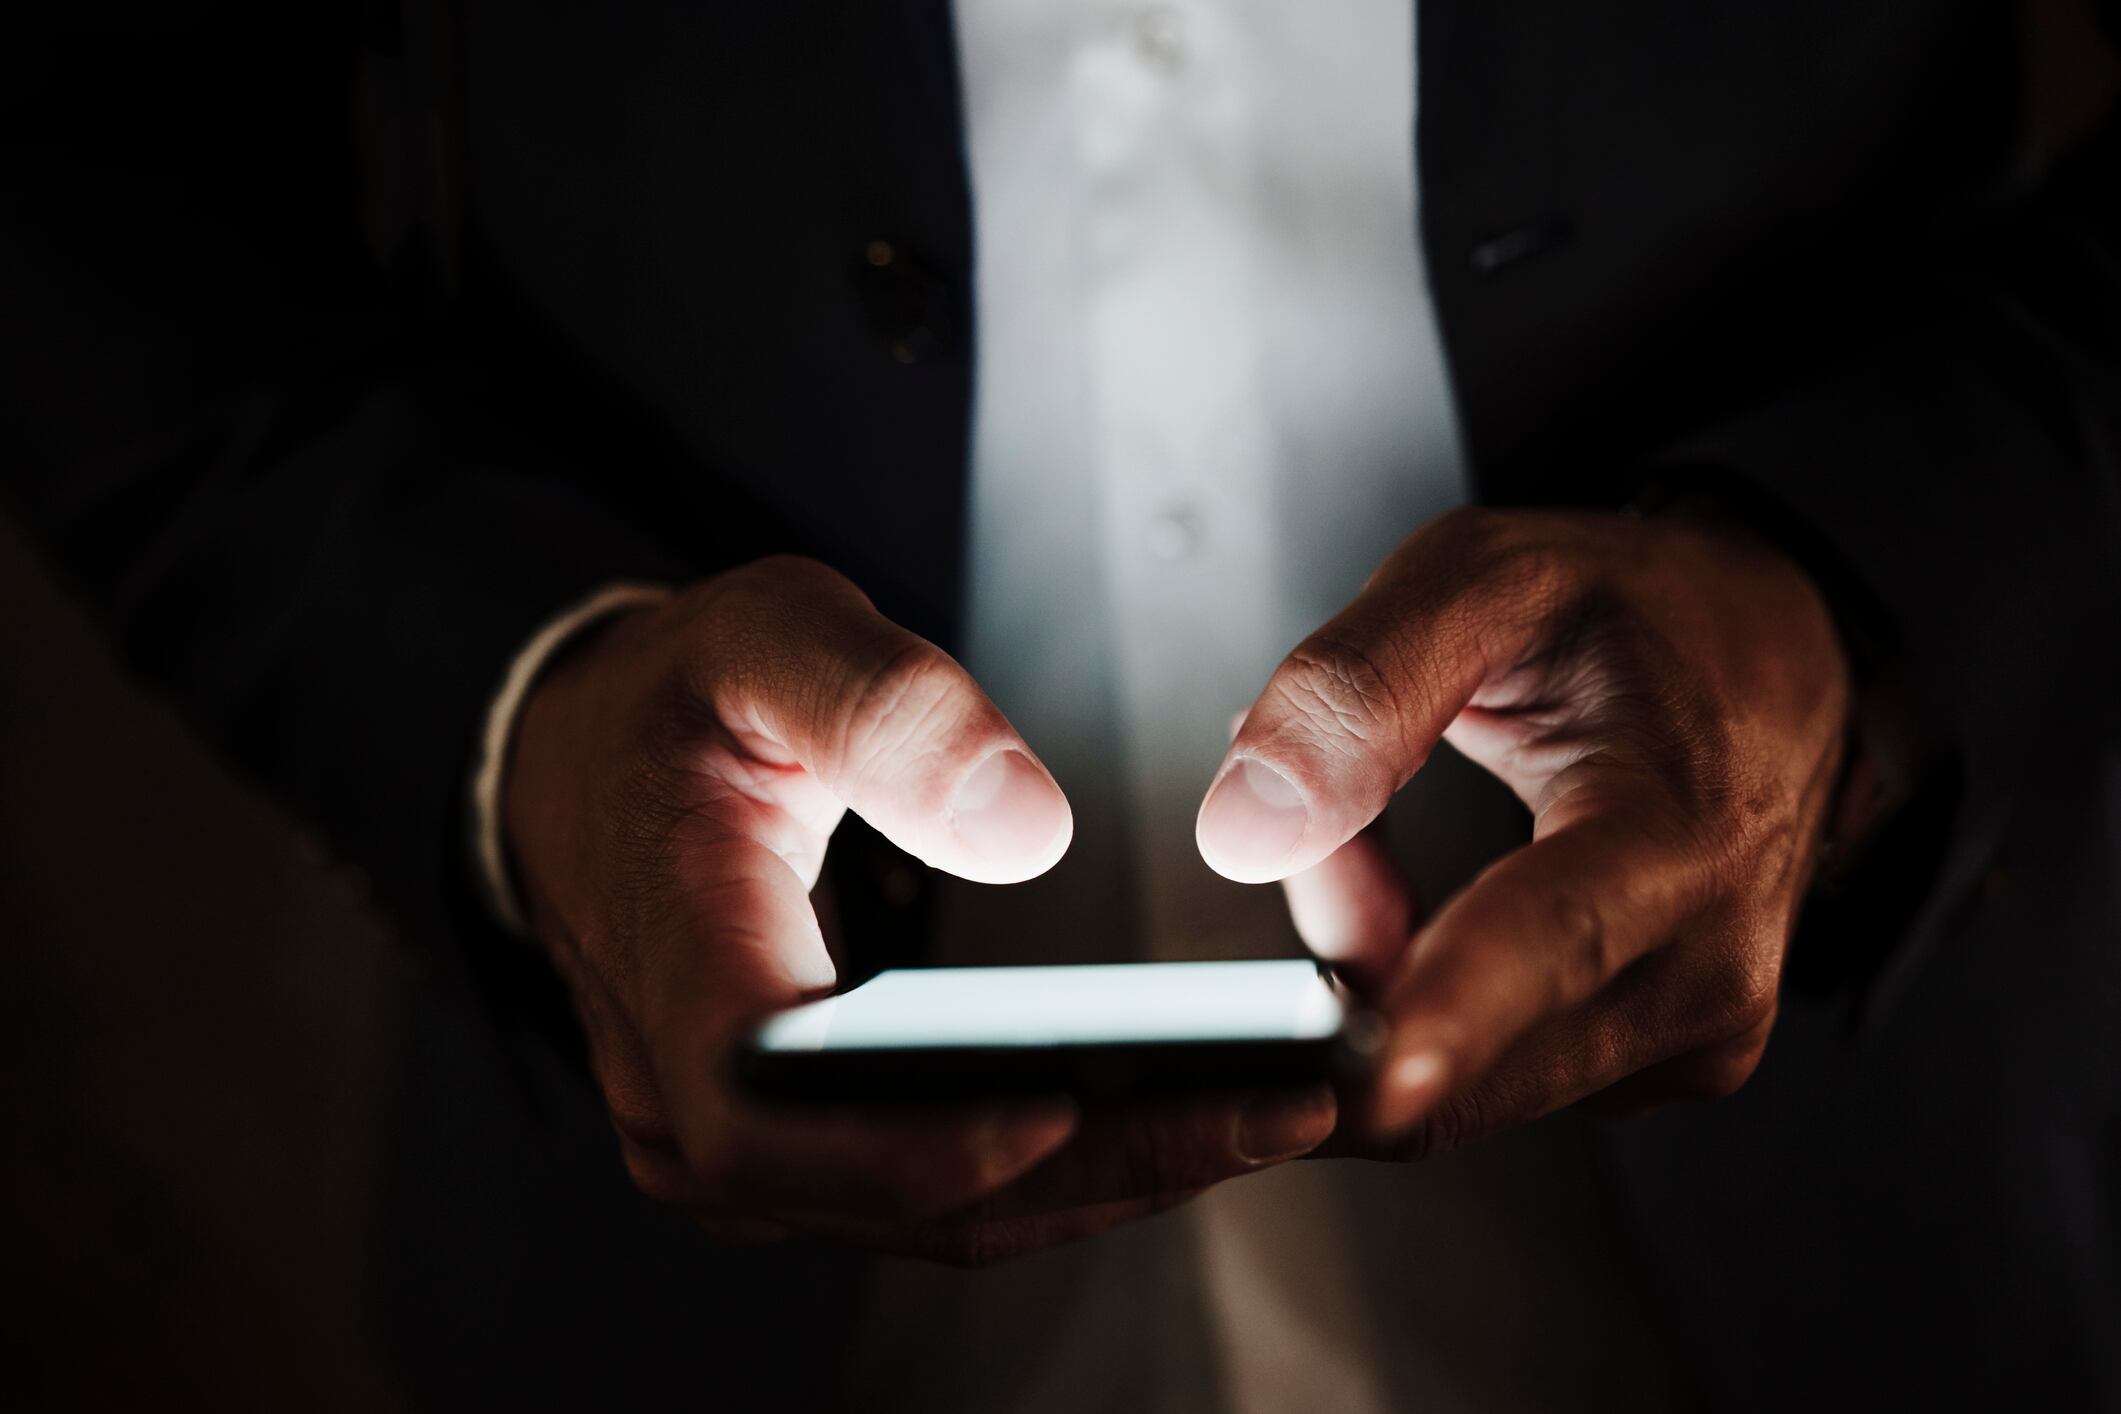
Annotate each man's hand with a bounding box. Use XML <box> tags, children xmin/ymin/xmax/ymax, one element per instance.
<box><xmin>507</xmin><ymin>556</ymin><xmax>1335</xmax><ymax>1263</ymax></box>
<box><xmin>1195</xmin><ymin>507</ymin><xmax>1851</xmax><ymax>1151</ymax></box>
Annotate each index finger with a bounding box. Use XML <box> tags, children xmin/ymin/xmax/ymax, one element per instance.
<box><xmin>961</xmin><ymin>1086</ymin><xmax>1339</xmax><ymax>1219</ymax></box>
<box><xmin>753</xmin><ymin>1087</ymin><xmax>1337</xmax><ymax>1241</ymax></box>
<box><xmin>715</xmin><ymin>1097</ymin><xmax>1083</xmax><ymax>1225</ymax></box>
<box><xmin>1360</xmin><ymin>765</ymin><xmax>1714</xmax><ymax>1136</ymax></box>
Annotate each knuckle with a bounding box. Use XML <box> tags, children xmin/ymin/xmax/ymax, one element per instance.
<box><xmin>1685</xmin><ymin>1037</ymin><xmax>1769</xmax><ymax>1101</ymax></box>
<box><xmin>1725</xmin><ymin>963</ymin><xmax>1781</xmax><ymax>1035</ymax></box>
<box><xmin>1420</xmin><ymin>505</ymin><xmax>1555</xmax><ymax>591</ymax></box>
<box><xmin>1384</xmin><ymin>1121</ymin><xmax>1440</xmax><ymax>1163</ymax></box>
<box><xmin>1539</xmin><ymin>886</ymin><xmax>1616</xmax><ymax>1007</ymax></box>
<box><xmin>1704</xmin><ymin>938</ymin><xmax>1782</xmax><ymax>1037</ymax></box>
<box><xmin>1275</xmin><ymin>636</ymin><xmax>1404</xmax><ymax>754</ymax></box>
<box><xmin>1396</xmin><ymin>1087</ymin><xmax>1486</xmax><ymax>1161</ymax></box>
<box><xmin>732</xmin><ymin>553</ymin><xmax>855</xmax><ymax>602</ymax></box>
<box><xmin>600</xmin><ymin>1074</ymin><xmax>674</xmax><ymax>1152</ymax></box>
<box><xmin>690</xmin><ymin>555</ymin><xmax>849</xmax><ymax>663</ymax></box>
<box><xmin>1424</xmin><ymin>503</ymin><xmax>1510</xmax><ymax>555</ymax></box>
<box><xmin>1698</xmin><ymin>1053</ymin><xmax>1763</xmax><ymax>1101</ymax></box>
<box><xmin>839</xmin><ymin>637</ymin><xmax>970</xmax><ymax>780</ymax></box>
<box><xmin>620</xmin><ymin>1145</ymin><xmax>685</xmax><ymax>1205</ymax></box>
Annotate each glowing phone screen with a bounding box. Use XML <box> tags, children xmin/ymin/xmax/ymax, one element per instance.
<box><xmin>752</xmin><ymin>959</ymin><xmax>1346</xmax><ymax>1052</ymax></box>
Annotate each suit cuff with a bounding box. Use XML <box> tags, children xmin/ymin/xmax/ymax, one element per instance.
<box><xmin>470</xmin><ymin>581</ymin><xmax>674</xmax><ymax>937</ymax></box>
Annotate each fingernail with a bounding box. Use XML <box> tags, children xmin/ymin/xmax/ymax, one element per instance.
<box><xmin>1371</xmin><ymin>1049</ymin><xmax>1449</xmax><ymax>1134</ymax></box>
<box><xmin>1236</xmin><ymin>1085</ymin><xmax>1337</xmax><ymax>1162</ymax></box>
<box><xmin>1197</xmin><ymin>757</ymin><xmax>1308</xmax><ymax>882</ymax></box>
<box><xmin>951</xmin><ymin>750</ymin><xmax>1069</xmax><ymax>869</ymax></box>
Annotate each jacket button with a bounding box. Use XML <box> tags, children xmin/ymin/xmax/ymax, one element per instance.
<box><xmin>854</xmin><ymin>236</ymin><xmax>957</xmax><ymax>363</ymax></box>
<box><xmin>1469</xmin><ymin>217</ymin><xmax>1572</xmax><ymax>276</ymax></box>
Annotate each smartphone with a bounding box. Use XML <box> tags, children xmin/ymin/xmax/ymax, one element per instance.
<box><xmin>733</xmin><ymin>958</ymin><xmax>1383</xmax><ymax>1103</ymax></box>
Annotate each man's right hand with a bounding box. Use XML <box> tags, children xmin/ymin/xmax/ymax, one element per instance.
<box><xmin>504</xmin><ymin>556</ymin><xmax>1335</xmax><ymax>1264</ymax></box>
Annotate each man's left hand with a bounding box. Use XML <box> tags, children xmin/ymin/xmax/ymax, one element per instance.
<box><xmin>1195</xmin><ymin>506</ymin><xmax>1852</xmax><ymax>1150</ymax></box>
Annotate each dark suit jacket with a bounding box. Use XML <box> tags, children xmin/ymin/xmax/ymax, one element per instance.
<box><xmin>5</xmin><ymin>1</ymin><xmax>2119</xmax><ymax>1407</ymax></box>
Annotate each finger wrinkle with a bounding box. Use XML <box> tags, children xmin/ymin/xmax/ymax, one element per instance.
<box><xmin>833</xmin><ymin>639</ymin><xmax>960</xmax><ymax>784</ymax></box>
<box><xmin>1281</xmin><ymin>636</ymin><xmax>1403</xmax><ymax>742</ymax></box>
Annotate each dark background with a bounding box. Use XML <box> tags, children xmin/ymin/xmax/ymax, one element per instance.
<box><xmin>1</xmin><ymin>509</ymin><xmax>403</xmax><ymax>1408</ymax></box>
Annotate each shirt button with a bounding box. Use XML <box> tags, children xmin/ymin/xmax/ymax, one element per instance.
<box><xmin>1132</xmin><ymin>5</ymin><xmax>1186</xmax><ymax>73</ymax></box>
<box><xmin>1147</xmin><ymin>503</ymin><xmax>1202</xmax><ymax>560</ymax></box>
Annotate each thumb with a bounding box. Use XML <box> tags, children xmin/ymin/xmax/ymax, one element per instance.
<box><xmin>1196</xmin><ymin>511</ymin><xmax>1559</xmax><ymax>883</ymax></box>
<box><xmin>710</xmin><ymin>558</ymin><xmax>1072</xmax><ymax>884</ymax></box>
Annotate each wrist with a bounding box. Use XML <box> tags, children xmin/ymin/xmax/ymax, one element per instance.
<box><xmin>473</xmin><ymin>583</ymin><xmax>673</xmax><ymax>941</ymax></box>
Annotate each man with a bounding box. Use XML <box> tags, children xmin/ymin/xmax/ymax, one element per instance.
<box><xmin>5</xmin><ymin>0</ymin><xmax>2118</xmax><ymax>1407</ymax></box>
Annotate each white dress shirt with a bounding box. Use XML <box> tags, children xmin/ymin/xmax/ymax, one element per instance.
<box><xmin>915</xmin><ymin>3</ymin><xmax>1463</xmax><ymax>1410</ymax></box>
<box><xmin>952</xmin><ymin>0</ymin><xmax>1463</xmax><ymax>971</ymax></box>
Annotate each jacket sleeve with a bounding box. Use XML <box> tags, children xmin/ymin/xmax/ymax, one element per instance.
<box><xmin>0</xmin><ymin>5</ymin><xmax>708</xmax><ymax>947</ymax></box>
<box><xmin>1653</xmin><ymin>81</ymin><xmax>2121</xmax><ymax>1010</ymax></box>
